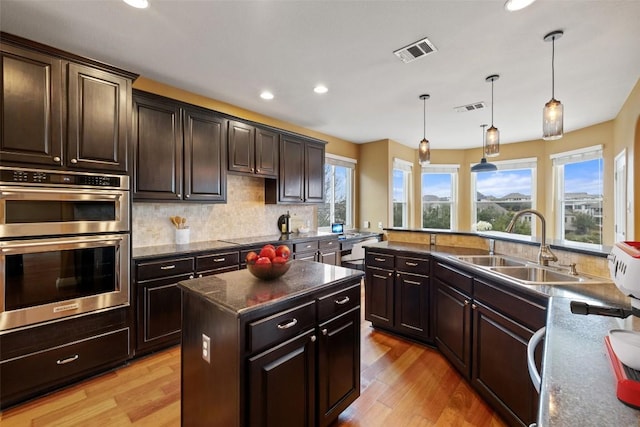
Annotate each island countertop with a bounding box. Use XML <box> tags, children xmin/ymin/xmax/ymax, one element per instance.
<box><xmin>177</xmin><ymin>260</ymin><xmax>365</xmax><ymax>315</ymax></box>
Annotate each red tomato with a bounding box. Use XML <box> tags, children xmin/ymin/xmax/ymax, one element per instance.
<box><xmin>255</xmin><ymin>256</ymin><xmax>272</xmax><ymax>266</ymax></box>
<box><xmin>275</xmin><ymin>245</ymin><xmax>291</xmax><ymax>260</ymax></box>
<box><xmin>259</xmin><ymin>246</ymin><xmax>276</xmax><ymax>260</ymax></box>
<box><xmin>245</xmin><ymin>251</ymin><xmax>258</xmax><ymax>264</ymax></box>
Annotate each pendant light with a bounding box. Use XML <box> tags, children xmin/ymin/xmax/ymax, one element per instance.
<box><xmin>485</xmin><ymin>75</ymin><xmax>500</xmax><ymax>157</ymax></box>
<box><xmin>543</xmin><ymin>30</ymin><xmax>564</xmax><ymax>140</ymax></box>
<box><xmin>471</xmin><ymin>124</ymin><xmax>497</xmax><ymax>172</ymax></box>
<box><xmin>418</xmin><ymin>94</ymin><xmax>431</xmax><ymax>165</ymax></box>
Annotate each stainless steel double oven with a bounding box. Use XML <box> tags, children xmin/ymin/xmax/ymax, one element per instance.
<box><xmin>0</xmin><ymin>166</ymin><xmax>130</xmax><ymax>332</ymax></box>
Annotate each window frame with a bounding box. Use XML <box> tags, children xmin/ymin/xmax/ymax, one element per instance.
<box><xmin>317</xmin><ymin>153</ymin><xmax>356</xmax><ymax>232</ymax></box>
<box><xmin>392</xmin><ymin>158</ymin><xmax>413</xmax><ymax>228</ymax></box>
<box><xmin>471</xmin><ymin>157</ymin><xmax>537</xmax><ymax>234</ymax></box>
<box><xmin>551</xmin><ymin>145</ymin><xmax>604</xmax><ymax>245</ymax></box>
<box><xmin>420</xmin><ymin>164</ymin><xmax>459</xmax><ymax>230</ymax></box>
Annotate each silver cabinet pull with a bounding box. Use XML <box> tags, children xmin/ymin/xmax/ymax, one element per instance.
<box><xmin>374</xmin><ymin>257</ymin><xmax>386</xmax><ymax>262</ymax></box>
<box><xmin>160</xmin><ymin>265</ymin><xmax>176</xmax><ymax>270</ymax></box>
<box><xmin>53</xmin><ymin>156</ymin><xmax>61</xmax><ymax>162</ymax></box>
<box><xmin>322</xmin><ymin>329</ymin><xmax>328</xmax><ymax>336</ymax></box>
<box><xmin>405</xmin><ymin>262</ymin><xmax>418</xmax><ymax>267</ymax></box>
<box><xmin>198</xmin><ymin>274</ymin><xmax>203</xmax><ymax>278</ymax></box>
<box><xmin>189</xmin><ymin>275</ymin><xmax>194</xmax><ymax>279</ymax></box>
<box><xmin>70</xmin><ymin>158</ymin><xmax>78</xmax><ymax>164</ymax></box>
<box><xmin>310</xmin><ymin>335</ymin><xmax>316</xmax><ymax>342</ymax></box>
<box><xmin>335</xmin><ymin>296</ymin><xmax>350</xmax><ymax>305</ymax></box>
<box><xmin>213</xmin><ymin>258</ymin><xmax>226</xmax><ymax>262</ymax></box>
<box><xmin>464</xmin><ymin>299</ymin><xmax>470</xmax><ymax>305</ymax></box>
<box><xmin>177</xmin><ymin>194</ymin><xmax>181</xmax><ymax>198</ymax></box>
<box><xmin>185</xmin><ymin>194</ymin><xmax>190</xmax><ymax>198</ymax></box>
<box><xmin>277</xmin><ymin>318</ymin><xmax>298</xmax><ymax>329</ymax></box>
<box><xmin>57</xmin><ymin>354</ymin><xmax>79</xmax><ymax>365</ymax></box>
<box><xmin>471</xmin><ymin>303</ymin><xmax>477</xmax><ymax>309</ymax></box>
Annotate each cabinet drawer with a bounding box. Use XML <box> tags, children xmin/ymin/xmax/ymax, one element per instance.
<box><xmin>0</xmin><ymin>328</ymin><xmax>129</xmax><ymax>406</ymax></box>
<box><xmin>318</xmin><ymin>284</ymin><xmax>361</xmax><ymax>322</ymax></box>
<box><xmin>474</xmin><ymin>278</ymin><xmax>547</xmax><ymax>330</ymax></box>
<box><xmin>434</xmin><ymin>262</ymin><xmax>473</xmax><ymax>295</ymax></box>
<box><xmin>366</xmin><ymin>252</ymin><xmax>395</xmax><ymax>269</ymax></box>
<box><xmin>319</xmin><ymin>239</ymin><xmax>339</xmax><ymax>251</ymax></box>
<box><xmin>294</xmin><ymin>240</ymin><xmax>319</xmax><ymax>253</ymax></box>
<box><xmin>247</xmin><ymin>301</ymin><xmax>316</xmax><ymax>353</ymax></box>
<box><xmin>137</xmin><ymin>257</ymin><xmax>194</xmax><ymax>281</ymax></box>
<box><xmin>196</xmin><ymin>251</ymin><xmax>240</xmax><ymax>273</ymax></box>
<box><xmin>396</xmin><ymin>255</ymin><xmax>430</xmax><ymax>275</ymax></box>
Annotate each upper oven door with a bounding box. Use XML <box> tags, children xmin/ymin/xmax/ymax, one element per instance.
<box><xmin>0</xmin><ymin>186</ymin><xmax>129</xmax><ymax>238</ymax></box>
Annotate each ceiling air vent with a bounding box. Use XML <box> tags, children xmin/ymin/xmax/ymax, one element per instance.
<box><xmin>454</xmin><ymin>102</ymin><xmax>486</xmax><ymax>113</ymax></box>
<box><xmin>393</xmin><ymin>37</ymin><xmax>437</xmax><ymax>63</ymax></box>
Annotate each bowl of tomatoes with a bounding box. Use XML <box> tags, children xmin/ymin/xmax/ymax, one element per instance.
<box><xmin>246</xmin><ymin>244</ymin><xmax>292</xmax><ymax>280</ymax></box>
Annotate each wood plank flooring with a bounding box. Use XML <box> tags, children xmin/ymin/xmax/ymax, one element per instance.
<box><xmin>0</xmin><ymin>289</ymin><xmax>507</xmax><ymax>426</ymax></box>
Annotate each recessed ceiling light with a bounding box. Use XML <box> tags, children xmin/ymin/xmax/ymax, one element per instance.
<box><xmin>123</xmin><ymin>0</ymin><xmax>149</xmax><ymax>9</ymax></box>
<box><xmin>504</xmin><ymin>0</ymin><xmax>536</xmax><ymax>11</ymax></box>
<box><xmin>260</xmin><ymin>91</ymin><xmax>274</xmax><ymax>100</ymax></box>
<box><xmin>314</xmin><ymin>85</ymin><xmax>328</xmax><ymax>94</ymax></box>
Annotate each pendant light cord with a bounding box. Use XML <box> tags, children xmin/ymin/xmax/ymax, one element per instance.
<box><xmin>423</xmin><ymin>97</ymin><xmax>426</xmax><ymax>139</ymax></box>
<box><xmin>490</xmin><ymin>79</ymin><xmax>495</xmax><ymax>126</ymax></box>
<box><xmin>551</xmin><ymin>37</ymin><xmax>556</xmax><ymax>99</ymax></box>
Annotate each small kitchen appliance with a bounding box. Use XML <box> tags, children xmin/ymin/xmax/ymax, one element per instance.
<box><xmin>277</xmin><ymin>211</ymin><xmax>291</xmax><ymax>234</ymax></box>
<box><xmin>570</xmin><ymin>241</ymin><xmax>640</xmax><ymax>408</ymax></box>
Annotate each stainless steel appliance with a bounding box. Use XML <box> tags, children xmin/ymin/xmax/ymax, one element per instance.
<box><xmin>0</xmin><ymin>167</ymin><xmax>130</xmax><ymax>332</ymax></box>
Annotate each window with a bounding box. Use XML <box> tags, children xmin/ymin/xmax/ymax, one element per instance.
<box><xmin>471</xmin><ymin>158</ymin><xmax>537</xmax><ymax>234</ymax></box>
<box><xmin>317</xmin><ymin>154</ymin><xmax>356</xmax><ymax>230</ymax></box>
<box><xmin>552</xmin><ymin>145</ymin><xmax>603</xmax><ymax>245</ymax></box>
<box><xmin>421</xmin><ymin>164</ymin><xmax>458</xmax><ymax>230</ymax></box>
<box><xmin>392</xmin><ymin>158</ymin><xmax>412</xmax><ymax>228</ymax></box>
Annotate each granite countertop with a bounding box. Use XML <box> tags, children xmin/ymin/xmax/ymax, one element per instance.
<box><xmin>540</xmin><ymin>296</ymin><xmax>640</xmax><ymax>426</ymax></box>
<box><xmin>177</xmin><ymin>260</ymin><xmax>364</xmax><ymax>315</ymax></box>
<box><xmin>132</xmin><ymin>230</ymin><xmax>383</xmax><ymax>259</ymax></box>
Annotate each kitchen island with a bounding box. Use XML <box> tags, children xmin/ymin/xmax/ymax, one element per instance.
<box><xmin>178</xmin><ymin>260</ymin><xmax>364</xmax><ymax>427</ymax></box>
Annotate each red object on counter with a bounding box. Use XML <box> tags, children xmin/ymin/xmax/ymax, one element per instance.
<box><xmin>605</xmin><ymin>336</ymin><xmax>640</xmax><ymax>409</ymax></box>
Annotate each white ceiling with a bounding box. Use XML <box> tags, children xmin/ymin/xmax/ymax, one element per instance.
<box><xmin>2</xmin><ymin>0</ymin><xmax>639</xmax><ymax>150</ymax></box>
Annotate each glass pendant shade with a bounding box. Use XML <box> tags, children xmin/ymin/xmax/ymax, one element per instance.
<box><xmin>485</xmin><ymin>126</ymin><xmax>500</xmax><ymax>157</ymax></box>
<box><xmin>418</xmin><ymin>138</ymin><xmax>430</xmax><ymax>165</ymax></box>
<box><xmin>471</xmin><ymin>124</ymin><xmax>497</xmax><ymax>172</ymax></box>
<box><xmin>543</xmin><ymin>98</ymin><xmax>563</xmax><ymax>140</ymax></box>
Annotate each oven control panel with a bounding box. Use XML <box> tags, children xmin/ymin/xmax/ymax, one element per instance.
<box><xmin>0</xmin><ymin>167</ymin><xmax>127</xmax><ymax>189</ymax></box>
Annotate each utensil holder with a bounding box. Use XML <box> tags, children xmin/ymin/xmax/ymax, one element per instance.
<box><xmin>175</xmin><ymin>228</ymin><xmax>190</xmax><ymax>245</ymax></box>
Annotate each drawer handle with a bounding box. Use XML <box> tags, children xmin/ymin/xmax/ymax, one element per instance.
<box><xmin>57</xmin><ymin>354</ymin><xmax>79</xmax><ymax>365</ymax></box>
<box><xmin>277</xmin><ymin>318</ymin><xmax>298</xmax><ymax>329</ymax></box>
<box><xmin>322</xmin><ymin>329</ymin><xmax>328</xmax><ymax>336</ymax></box>
<box><xmin>405</xmin><ymin>262</ymin><xmax>418</xmax><ymax>267</ymax></box>
<box><xmin>160</xmin><ymin>265</ymin><xmax>176</xmax><ymax>270</ymax></box>
<box><xmin>213</xmin><ymin>258</ymin><xmax>226</xmax><ymax>262</ymax></box>
<box><xmin>374</xmin><ymin>257</ymin><xmax>386</xmax><ymax>262</ymax></box>
<box><xmin>335</xmin><ymin>296</ymin><xmax>350</xmax><ymax>305</ymax></box>
<box><xmin>306</xmin><ymin>245</ymin><xmax>312</xmax><ymax>249</ymax></box>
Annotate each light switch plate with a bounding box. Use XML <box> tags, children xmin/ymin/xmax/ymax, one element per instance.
<box><xmin>363</xmin><ymin>221</ymin><xmax>370</xmax><ymax>228</ymax></box>
<box><xmin>378</xmin><ymin>221</ymin><xmax>383</xmax><ymax>229</ymax></box>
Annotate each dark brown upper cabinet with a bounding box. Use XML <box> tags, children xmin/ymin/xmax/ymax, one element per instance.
<box><xmin>132</xmin><ymin>91</ymin><xmax>226</xmax><ymax>203</ymax></box>
<box><xmin>227</xmin><ymin>120</ymin><xmax>278</xmax><ymax>178</ymax></box>
<box><xmin>265</xmin><ymin>135</ymin><xmax>325</xmax><ymax>204</ymax></box>
<box><xmin>0</xmin><ymin>33</ymin><xmax>136</xmax><ymax>172</ymax></box>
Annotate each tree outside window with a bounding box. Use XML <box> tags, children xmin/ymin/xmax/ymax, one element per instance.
<box><xmin>318</xmin><ymin>156</ymin><xmax>355</xmax><ymax>230</ymax></box>
<box><xmin>421</xmin><ymin>166</ymin><xmax>458</xmax><ymax>230</ymax></box>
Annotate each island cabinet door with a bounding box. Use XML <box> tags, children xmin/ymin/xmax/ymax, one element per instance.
<box><xmin>364</xmin><ymin>266</ymin><xmax>394</xmax><ymax>328</ymax></box>
<box><xmin>317</xmin><ymin>307</ymin><xmax>361</xmax><ymax>427</ymax></box>
<box><xmin>247</xmin><ymin>330</ymin><xmax>316</xmax><ymax>427</ymax></box>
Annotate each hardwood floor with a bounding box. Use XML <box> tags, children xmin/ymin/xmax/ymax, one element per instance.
<box><xmin>1</xmin><ymin>296</ymin><xmax>506</xmax><ymax>426</ymax></box>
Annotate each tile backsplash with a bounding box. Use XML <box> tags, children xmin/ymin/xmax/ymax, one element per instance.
<box><xmin>132</xmin><ymin>174</ymin><xmax>316</xmax><ymax>248</ymax></box>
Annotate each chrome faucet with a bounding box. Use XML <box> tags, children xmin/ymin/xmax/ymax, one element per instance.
<box><xmin>505</xmin><ymin>209</ymin><xmax>558</xmax><ymax>266</ymax></box>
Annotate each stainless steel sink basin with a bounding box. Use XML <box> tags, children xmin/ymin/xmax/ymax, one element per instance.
<box><xmin>455</xmin><ymin>255</ymin><xmax>528</xmax><ymax>267</ymax></box>
<box><xmin>488</xmin><ymin>266</ymin><xmax>584</xmax><ymax>284</ymax></box>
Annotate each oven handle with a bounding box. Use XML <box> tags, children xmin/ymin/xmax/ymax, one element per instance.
<box><xmin>0</xmin><ymin>188</ymin><xmax>123</xmax><ymax>201</ymax></box>
<box><xmin>0</xmin><ymin>235</ymin><xmax>125</xmax><ymax>253</ymax></box>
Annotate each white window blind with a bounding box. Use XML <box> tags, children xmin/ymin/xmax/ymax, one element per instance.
<box><xmin>551</xmin><ymin>145</ymin><xmax>603</xmax><ymax>165</ymax></box>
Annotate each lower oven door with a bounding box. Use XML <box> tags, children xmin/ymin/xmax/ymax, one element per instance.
<box><xmin>0</xmin><ymin>234</ymin><xmax>130</xmax><ymax>332</ymax></box>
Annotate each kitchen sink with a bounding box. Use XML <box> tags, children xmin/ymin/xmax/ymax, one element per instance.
<box><xmin>454</xmin><ymin>255</ymin><xmax>529</xmax><ymax>267</ymax></box>
<box><xmin>488</xmin><ymin>266</ymin><xmax>585</xmax><ymax>284</ymax></box>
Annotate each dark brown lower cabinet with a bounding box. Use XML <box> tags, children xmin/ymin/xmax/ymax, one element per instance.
<box><xmin>0</xmin><ymin>308</ymin><xmax>130</xmax><ymax>409</ymax></box>
<box><xmin>433</xmin><ymin>260</ymin><xmax>547</xmax><ymax>427</ymax></box>
<box><xmin>248</xmin><ymin>330</ymin><xmax>317</xmax><ymax>427</ymax></box>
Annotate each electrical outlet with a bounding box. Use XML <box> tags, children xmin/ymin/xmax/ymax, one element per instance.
<box><xmin>378</xmin><ymin>221</ymin><xmax>383</xmax><ymax>229</ymax></box>
<box><xmin>202</xmin><ymin>333</ymin><xmax>211</xmax><ymax>363</ymax></box>
<box><xmin>363</xmin><ymin>221</ymin><xmax>370</xmax><ymax>228</ymax></box>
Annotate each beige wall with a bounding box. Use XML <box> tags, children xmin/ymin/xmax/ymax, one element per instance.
<box><xmin>359</xmin><ymin>140</ymin><xmax>390</xmax><ymax>230</ymax></box>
